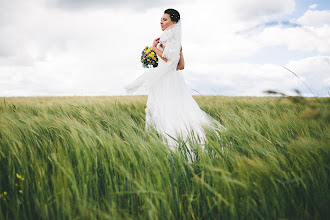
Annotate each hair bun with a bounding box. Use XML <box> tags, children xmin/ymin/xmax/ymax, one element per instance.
<box><xmin>164</xmin><ymin>8</ymin><xmax>180</xmax><ymax>22</ymax></box>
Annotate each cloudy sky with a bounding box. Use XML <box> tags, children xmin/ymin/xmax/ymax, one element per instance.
<box><xmin>1</xmin><ymin>0</ymin><xmax>329</xmax><ymax>97</ymax></box>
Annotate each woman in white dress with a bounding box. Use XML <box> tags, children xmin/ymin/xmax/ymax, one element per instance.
<box><xmin>125</xmin><ymin>9</ymin><xmax>225</xmax><ymax>152</ymax></box>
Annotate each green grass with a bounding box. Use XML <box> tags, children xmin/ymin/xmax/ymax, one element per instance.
<box><xmin>0</xmin><ymin>96</ymin><xmax>329</xmax><ymax>219</ymax></box>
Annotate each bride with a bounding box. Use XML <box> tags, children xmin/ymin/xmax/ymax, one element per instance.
<box><xmin>125</xmin><ymin>8</ymin><xmax>225</xmax><ymax>152</ymax></box>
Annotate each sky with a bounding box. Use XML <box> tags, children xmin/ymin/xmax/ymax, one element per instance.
<box><xmin>0</xmin><ymin>0</ymin><xmax>329</xmax><ymax>97</ymax></box>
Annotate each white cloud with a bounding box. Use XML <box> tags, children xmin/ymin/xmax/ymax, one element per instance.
<box><xmin>229</xmin><ymin>0</ymin><xmax>295</xmax><ymax>21</ymax></box>
<box><xmin>183</xmin><ymin>56</ymin><xmax>330</xmax><ymax>97</ymax></box>
<box><xmin>251</xmin><ymin>25</ymin><xmax>330</xmax><ymax>53</ymax></box>
<box><xmin>47</xmin><ymin>0</ymin><xmax>191</xmax><ymax>10</ymax></box>
<box><xmin>297</xmin><ymin>9</ymin><xmax>330</xmax><ymax>26</ymax></box>
<box><xmin>309</xmin><ymin>4</ymin><xmax>318</xmax><ymax>9</ymax></box>
<box><xmin>0</xmin><ymin>0</ymin><xmax>329</xmax><ymax>97</ymax></box>
<box><xmin>286</xmin><ymin>56</ymin><xmax>330</xmax><ymax>95</ymax></box>
<box><xmin>183</xmin><ymin>62</ymin><xmax>299</xmax><ymax>96</ymax></box>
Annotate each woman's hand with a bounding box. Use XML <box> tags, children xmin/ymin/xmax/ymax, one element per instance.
<box><xmin>152</xmin><ymin>37</ymin><xmax>160</xmax><ymax>48</ymax></box>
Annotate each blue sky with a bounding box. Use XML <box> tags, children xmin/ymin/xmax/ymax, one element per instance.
<box><xmin>290</xmin><ymin>0</ymin><xmax>329</xmax><ymax>17</ymax></box>
<box><xmin>0</xmin><ymin>0</ymin><xmax>329</xmax><ymax>97</ymax></box>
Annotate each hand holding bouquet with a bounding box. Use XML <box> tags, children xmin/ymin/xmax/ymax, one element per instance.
<box><xmin>141</xmin><ymin>46</ymin><xmax>158</xmax><ymax>68</ymax></box>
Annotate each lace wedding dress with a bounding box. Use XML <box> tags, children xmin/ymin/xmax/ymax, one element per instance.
<box><xmin>125</xmin><ymin>20</ymin><xmax>225</xmax><ymax>151</ymax></box>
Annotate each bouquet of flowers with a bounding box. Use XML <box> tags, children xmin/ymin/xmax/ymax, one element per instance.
<box><xmin>141</xmin><ymin>46</ymin><xmax>158</xmax><ymax>68</ymax></box>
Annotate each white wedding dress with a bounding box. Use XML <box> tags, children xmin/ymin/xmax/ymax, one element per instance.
<box><xmin>125</xmin><ymin>20</ymin><xmax>225</xmax><ymax>151</ymax></box>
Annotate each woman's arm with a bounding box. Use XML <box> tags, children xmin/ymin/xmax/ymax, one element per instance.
<box><xmin>177</xmin><ymin>47</ymin><xmax>184</xmax><ymax>70</ymax></box>
<box><xmin>151</xmin><ymin>38</ymin><xmax>184</xmax><ymax>68</ymax></box>
<box><xmin>152</xmin><ymin>45</ymin><xmax>168</xmax><ymax>62</ymax></box>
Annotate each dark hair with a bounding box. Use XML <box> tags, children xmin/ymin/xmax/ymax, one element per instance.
<box><xmin>164</xmin><ymin>8</ymin><xmax>180</xmax><ymax>22</ymax></box>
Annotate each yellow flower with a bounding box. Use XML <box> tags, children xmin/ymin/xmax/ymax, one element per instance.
<box><xmin>147</xmin><ymin>59</ymin><xmax>150</xmax><ymax>61</ymax></box>
<box><xmin>16</xmin><ymin>173</ymin><xmax>24</xmax><ymax>181</ymax></box>
<box><xmin>4</xmin><ymin>192</ymin><xmax>7</xmax><ymax>196</ymax></box>
<box><xmin>19</xmin><ymin>190</ymin><xmax>23</xmax><ymax>194</ymax></box>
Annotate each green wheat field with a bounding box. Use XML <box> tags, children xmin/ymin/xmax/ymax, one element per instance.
<box><xmin>0</xmin><ymin>95</ymin><xmax>329</xmax><ymax>219</ymax></box>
